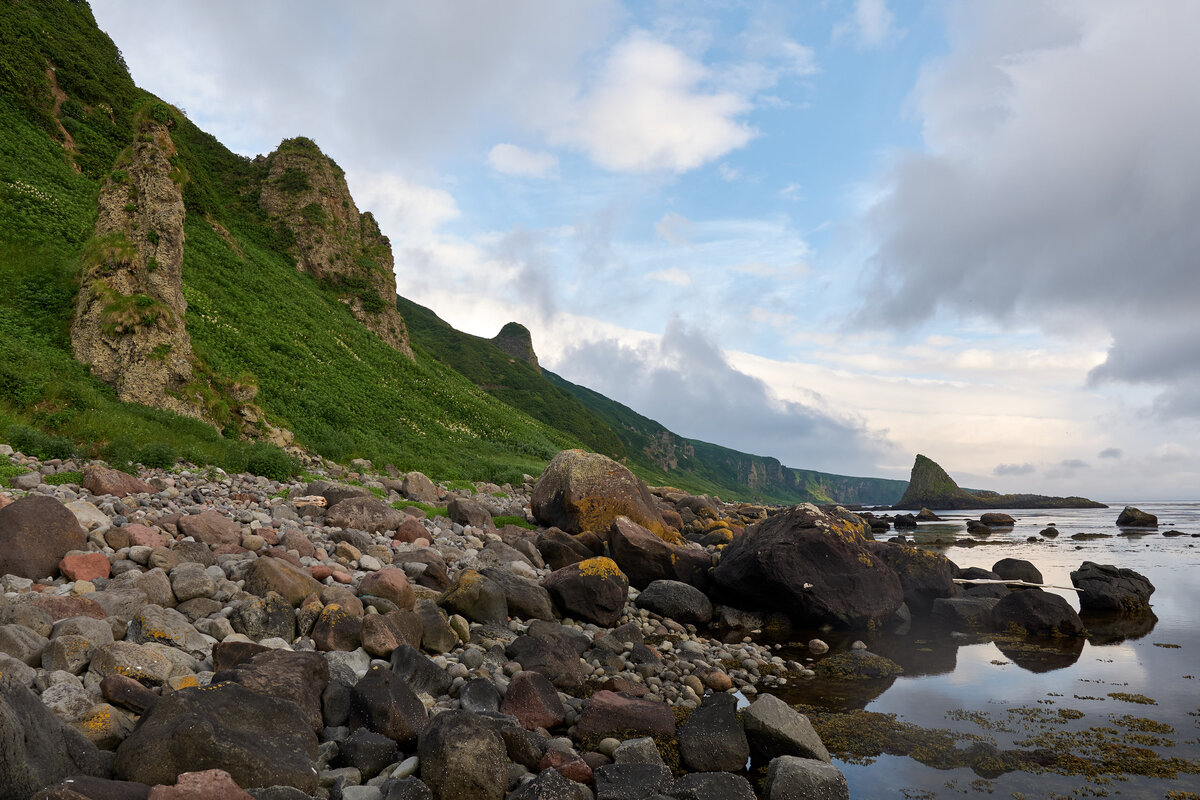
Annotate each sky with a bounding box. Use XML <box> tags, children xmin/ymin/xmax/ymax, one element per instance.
<box><xmin>89</xmin><ymin>0</ymin><xmax>1200</xmax><ymax>500</ymax></box>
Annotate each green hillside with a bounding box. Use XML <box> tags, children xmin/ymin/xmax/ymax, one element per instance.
<box><xmin>0</xmin><ymin>0</ymin><xmax>576</xmax><ymax>483</ymax></box>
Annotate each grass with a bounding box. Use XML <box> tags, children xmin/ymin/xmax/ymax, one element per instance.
<box><xmin>493</xmin><ymin>515</ymin><xmax>535</xmax><ymax>530</ymax></box>
<box><xmin>392</xmin><ymin>499</ymin><xmax>448</xmax><ymax>518</ymax></box>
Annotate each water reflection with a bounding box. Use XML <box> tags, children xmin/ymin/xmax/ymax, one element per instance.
<box><xmin>992</xmin><ymin>635</ymin><xmax>1083</xmax><ymax>672</ymax></box>
<box><xmin>1081</xmin><ymin>609</ymin><xmax>1158</xmax><ymax>644</ymax></box>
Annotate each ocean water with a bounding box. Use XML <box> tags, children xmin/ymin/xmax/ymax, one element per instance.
<box><xmin>772</xmin><ymin>503</ymin><xmax>1200</xmax><ymax>799</ymax></box>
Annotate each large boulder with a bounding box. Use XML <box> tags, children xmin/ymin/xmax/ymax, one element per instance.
<box><xmin>176</xmin><ymin>511</ymin><xmax>241</xmax><ymax>548</ymax></box>
<box><xmin>244</xmin><ymin>558</ymin><xmax>322</xmax><ymax>606</ymax></box>
<box><xmin>325</xmin><ymin>496</ymin><xmax>407</xmax><ymax>534</ymax></box>
<box><xmin>349</xmin><ymin>665</ymin><xmax>428</xmax><ymax>746</ymax></box>
<box><xmin>437</xmin><ymin>570</ymin><xmax>507</xmax><ymax>625</ymax></box>
<box><xmin>866</xmin><ymin>542</ymin><xmax>956</xmax><ymax>614</ymax></box>
<box><xmin>979</xmin><ymin>513</ymin><xmax>1015</xmax><ymax>527</ymax></box>
<box><xmin>712</xmin><ymin>505</ymin><xmax>903</xmax><ymax>628</ymax></box>
<box><xmin>992</xmin><ymin>589</ymin><xmax>1084</xmax><ymax>637</ymax></box>
<box><xmin>211</xmin><ymin>649</ymin><xmax>330</xmax><ymax>733</ymax></box>
<box><xmin>505</xmin><ymin>633</ymin><xmax>586</xmax><ymax>694</ymax></box>
<box><xmin>1116</xmin><ymin>506</ymin><xmax>1158</xmax><ymax>528</ymax></box>
<box><xmin>608</xmin><ymin>517</ymin><xmax>710</xmax><ymax>590</ymax></box>
<box><xmin>418</xmin><ymin>711</ymin><xmax>508</xmax><ymax>800</ymax></box>
<box><xmin>633</xmin><ymin>579</ymin><xmax>713</xmax><ymax>626</ymax></box>
<box><xmin>400</xmin><ymin>472</ymin><xmax>439</xmax><ymax>503</ymax></box>
<box><xmin>1070</xmin><ymin>562</ymin><xmax>1155</xmax><ymax>613</ymax></box>
<box><xmin>742</xmin><ymin>694</ymin><xmax>830</xmax><ymax>763</ymax></box>
<box><xmin>0</xmin><ymin>495</ymin><xmax>88</xmax><ymax>580</ymax></box>
<box><xmin>677</xmin><ymin>692</ymin><xmax>749</xmax><ymax>773</ymax></box>
<box><xmin>360</xmin><ymin>568</ymin><xmax>416</xmax><ymax>611</ymax></box>
<box><xmin>992</xmin><ymin>558</ymin><xmax>1043</xmax><ymax>585</ymax></box>
<box><xmin>542</xmin><ymin>557</ymin><xmax>629</xmax><ymax>628</ymax></box>
<box><xmin>576</xmin><ymin>691</ymin><xmax>676</xmax><ymax>739</ymax></box>
<box><xmin>479</xmin><ymin>567</ymin><xmax>554</xmax><ymax>621</ymax></box>
<box><xmin>82</xmin><ymin>464</ymin><xmax>155</xmax><ymax>497</ymax></box>
<box><xmin>532</xmin><ymin>450</ymin><xmax>677</xmax><ymax>542</ymax></box>
<box><xmin>499</xmin><ymin>670</ymin><xmax>567</xmax><ymax>730</ymax></box>
<box><xmin>0</xmin><ymin>676</ymin><xmax>108</xmax><ymax>796</ymax></box>
<box><xmin>762</xmin><ymin>756</ymin><xmax>849</xmax><ymax>800</ymax></box>
<box><xmin>305</xmin><ymin>480</ymin><xmax>372</xmax><ymax>508</ymax></box>
<box><xmin>447</xmin><ymin>498</ymin><xmax>492</xmax><ymax>529</ymax></box>
<box><xmin>113</xmin><ymin>682</ymin><xmax>318</xmax><ymax>791</ymax></box>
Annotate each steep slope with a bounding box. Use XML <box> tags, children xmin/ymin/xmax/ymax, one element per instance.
<box><xmin>894</xmin><ymin>454</ymin><xmax>1105</xmax><ymax>510</ymax></box>
<box><xmin>0</xmin><ymin>0</ymin><xmax>578</xmax><ymax>481</ymax></box>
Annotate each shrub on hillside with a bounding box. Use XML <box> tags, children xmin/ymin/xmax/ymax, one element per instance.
<box><xmin>5</xmin><ymin>424</ymin><xmax>75</xmax><ymax>460</ymax></box>
<box><xmin>137</xmin><ymin>441</ymin><xmax>178</xmax><ymax>469</ymax></box>
<box><xmin>245</xmin><ymin>443</ymin><xmax>293</xmax><ymax>482</ymax></box>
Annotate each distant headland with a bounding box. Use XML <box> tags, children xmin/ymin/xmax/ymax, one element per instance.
<box><xmin>893</xmin><ymin>454</ymin><xmax>1107</xmax><ymax>510</ymax></box>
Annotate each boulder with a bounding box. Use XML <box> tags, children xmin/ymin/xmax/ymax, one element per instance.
<box><xmin>212</xmin><ymin>649</ymin><xmax>330</xmax><ymax>733</ymax></box>
<box><xmin>677</xmin><ymin>692</ymin><xmax>749</xmax><ymax>773</ymax></box>
<box><xmin>866</xmin><ymin>542</ymin><xmax>956</xmax><ymax>615</ymax></box>
<box><xmin>417</xmin><ymin>710</ymin><xmax>507</xmax><ymax>800</ymax></box>
<box><xmin>608</xmin><ymin>517</ymin><xmax>710</xmax><ymax>590</ymax></box>
<box><xmin>1116</xmin><ymin>506</ymin><xmax>1157</xmax><ymax>527</ymax></box>
<box><xmin>576</xmin><ymin>691</ymin><xmax>675</xmax><ymax>739</ymax></box>
<box><xmin>668</xmin><ymin>773</ymin><xmax>756</xmax><ymax>800</ymax></box>
<box><xmin>113</xmin><ymin>682</ymin><xmax>318</xmax><ymax>791</ymax></box>
<box><xmin>326</xmin><ymin>496</ymin><xmax>407</xmax><ymax>534</ymax></box>
<box><xmin>534</xmin><ymin>529</ymin><xmax>593</xmax><ymax>571</ymax></box>
<box><xmin>505</xmin><ymin>633</ymin><xmax>586</xmax><ymax>694</ymax></box>
<box><xmin>360</xmin><ymin>568</ymin><xmax>416</xmax><ymax>611</ymax></box>
<box><xmin>230</xmin><ymin>592</ymin><xmax>295</xmax><ymax>641</ymax></box>
<box><xmin>633</xmin><ymin>579</ymin><xmax>713</xmax><ymax>626</ymax></box>
<box><xmin>146</xmin><ymin>769</ymin><xmax>253</xmax><ymax>800</ymax></box>
<box><xmin>593</xmin><ymin>764</ymin><xmax>672</xmax><ymax>800</ymax></box>
<box><xmin>1070</xmin><ymin>561</ymin><xmax>1155</xmax><ymax>613</ymax></box>
<box><xmin>349</xmin><ymin>665</ymin><xmax>428</xmax><ymax>746</ymax></box>
<box><xmin>82</xmin><ymin>464</ymin><xmax>154</xmax><ymax>497</ymax></box>
<box><xmin>311</xmin><ymin>603</ymin><xmax>363</xmax><ymax>652</ymax></box>
<box><xmin>479</xmin><ymin>567</ymin><xmax>554</xmax><ymax>621</ymax></box>
<box><xmin>0</xmin><ymin>495</ymin><xmax>88</xmax><ymax>580</ymax></box>
<box><xmin>338</xmin><ymin>727</ymin><xmax>400</xmax><ymax>779</ymax></box>
<box><xmin>712</xmin><ymin>505</ymin><xmax>903</xmax><ymax>628</ymax></box>
<box><xmin>59</xmin><ymin>553</ymin><xmax>112</xmax><ymax>583</ymax></box>
<box><xmin>447</xmin><ymin>498</ymin><xmax>492</xmax><ymax>529</ymax></box>
<box><xmin>305</xmin><ymin>480</ymin><xmax>372</xmax><ymax>508</ymax></box>
<box><xmin>401</xmin><ymin>472</ymin><xmax>439</xmax><ymax>503</ymax></box>
<box><xmin>742</xmin><ymin>694</ymin><xmax>830</xmax><ymax>763</ymax></box>
<box><xmin>508</xmin><ymin>767</ymin><xmax>592</xmax><ymax>800</ymax></box>
<box><xmin>762</xmin><ymin>756</ymin><xmax>849</xmax><ymax>800</ymax></box>
<box><xmin>930</xmin><ymin>596</ymin><xmax>1000</xmax><ymax>631</ymax></box>
<box><xmin>992</xmin><ymin>558</ymin><xmax>1043</xmax><ymax>585</ymax></box>
<box><xmin>244</xmin><ymin>558</ymin><xmax>322</xmax><ymax>606</ymax></box>
<box><xmin>437</xmin><ymin>570</ymin><xmax>507</xmax><ymax>625</ymax></box>
<box><xmin>389</xmin><ymin>644</ymin><xmax>453</xmax><ymax>697</ymax></box>
<box><xmin>531</xmin><ymin>450</ymin><xmax>676</xmax><ymax>542</ymax></box>
<box><xmin>176</xmin><ymin>511</ymin><xmax>241</xmax><ymax>548</ymax></box>
<box><xmin>0</xmin><ymin>675</ymin><xmax>108</xmax><ymax>795</ymax></box>
<box><xmin>542</xmin><ymin>557</ymin><xmax>629</xmax><ymax>628</ymax></box>
<box><xmin>979</xmin><ymin>513</ymin><xmax>1015</xmax><ymax>527</ymax></box>
<box><xmin>992</xmin><ymin>589</ymin><xmax>1084</xmax><ymax>637</ymax></box>
<box><xmin>500</xmin><ymin>670</ymin><xmax>566</xmax><ymax>730</ymax></box>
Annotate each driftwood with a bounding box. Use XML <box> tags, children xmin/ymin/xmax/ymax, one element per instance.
<box><xmin>953</xmin><ymin>578</ymin><xmax>1081</xmax><ymax>592</ymax></box>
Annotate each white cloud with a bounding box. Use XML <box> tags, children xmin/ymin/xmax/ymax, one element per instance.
<box><xmin>836</xmin><ymin>0</ymin><xmax>898</xmax><ymax>48</ymax></box>
<box><xmin>347</xmin><ymin>171</ymin><xmax>460</xmax><ymax>242</ymax></box>
<box><xmin>486</xmin><ymin>143</ymin><xmax>559</xmax><ymax>178</ymax></box>
<box><xmin>779</xmin><ymin>183</ymin><xmax>803</xmax><ymax>201</ymax></box>
<box><xmin>549</xmin><ymin>32</ymin><xmax>756</xmax><ymax>173</ymax></box>
<box><xmin>654</xmin><ymin>212</ymin><xmax>693</xmax><ymax>246</ymax></box>
<box><xmin>717</xmin><ymin>163</ymin><xmax>741</xmax><ymax>181</ymax></box>
<box><xmin>647</xmin><ymin>268</ymin><xmax>692</xmax><ymax>287</ymax></box>
<box><xmin>994</xmin><ymin>463</ymin><xmax>1035</xmax><ymax>477</ymax></box>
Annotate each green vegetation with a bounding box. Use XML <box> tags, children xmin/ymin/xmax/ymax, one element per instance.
<box><xmin>392</xmin><ymin>499</ymin><xmax>448</xmax><ymax>518</ymax></box>
<box><xmin>44</xmin><ymin>470</ymin><xmax>82</xmax><ymax>485</ymax></box>
<box><xmin>493</xmin><ymin>515</ymin><xmax>535</xmax><ymax>530</ymax></box>
<box><xmin>136</xmin><ymin>441</ymin><xmax>177</xmax><ymax>469</ymax></box>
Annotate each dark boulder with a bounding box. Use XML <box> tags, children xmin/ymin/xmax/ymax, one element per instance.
<box><xmin>867</xmin><ymin>542</ymin><xmax>956</xmax><ymax>615</ymax></box>
<box><xmin>479</xmin><ymin>567</ymin><xmax>554</xmax><ymax>621</ymax></box>
<box><xmin>677</xmin><ymin>692</ymin><xmax>749</xmax><ymax>773</ymax></box>
<box><xmin>979</xmin><ymin>513</ymin><xmax>1015</xmax><ymax>527</ymax></box>
<box><xmin>1116</xmin><ymin>506</ymin><xmax>1157</xmax><ymax>528</ymax></box>
<box><xmin>1070</xmin><ymin>561</ymin><xmax>1155</xmax><ymax>613</ymax></box>
<box><xmin>576</xmin><ymin>691</ymin><xmax>675</xmax><ymax>739</ymax></box>
<box><xmin>447</xmin><ymin>498</ymin><xmax>493</xmax><ymax>529</ymax></box>
<box><xmin>634</xmin><ymin>580</ymin><xmax>713</xmax><ymax>625</ymax></box>
<box><xmin>389</xmin><ymin>644</ymin><xmax>453</xmax><ymax>697</ymax></box>
<box><xmin>0</xmin><ymin>495</ymin><xmax>88</xmax><ymax>580</ymax></box>
<box><xmin>212</xmin><ymin>649</ymin><xmax>330</xmax><ymax>733</ymax></box>
<box><xmin>417</xmin><ymin>710</ymin><xmax>507</xmax><ymax>800</ymax></box>
<box><xmin>305</xmin><ymin>480</ymin><xmax>372</xmax><ymax>508</ymax></box>
<box><xmin>608</xmin><ymin>517</ymin><xmax>710</xmax><ymax>590</ymax></box>
<box><xmin>931</xmin><ymin>597</ymin><xmax>1000</xmax><ymax>631</ymax></box>
<box><xmin>438</xmin><ymin>569</ymin><xmax>507</xmax><ymax>625</ymax></box>
<box><xmin>992</xmin><ymin>589</ymin><xmax>1084</xmax><ymax>637</ymax></box>
<box><xmin>593</xmin><ymin>763</ymin><xmax>672</xmax><ymax>800</ymax></box>
<box><xmin>542</xmin><ymin>557</ymin><xmax>629</xmax><ymax>628</ymax></box>
<box><xmin>992</xmin><ymin>558</ymin><xmax>1043</xmax><ymax>585</ymax></box>
<box><xmin>505</xmin><ymin>633</ymin><xmax>585</xmax><ymax>694</ymax></box>
<box><xmin>966</xmin><ymin>520</ymin><xmax>992</xmax><ymax>535</ymax></box>
<box><xmin>668</xmin><ymin>772</ymin><xmax>756</xmax><ymax>800</ymax></box>
<box><xmin>534</xmin><ymin>529</ymin><xmax>593</xmax><ymax>571</ymax></box>
<box><xmin>113</xmin><ymin>682</ymin><xmax>318</xmax><ymax>791</ymax></box>
<box><xmin>0</xmin><ymin>675</ymin><xmax>108</xmax><ymax>796</ymax></box>
<box><xmin>499</xmin><ymin>670</ymin><xmax>567</xmax><ymax>731</ymax></box>
<box><xmin>712</xmin><ymin>505</ymin><xmax>903</xmax><ymax>628</ymax></box>
<box><xmin>349</xmin><ymin>665</ymin><xmax>428</xmax><ymax>746</ymax></box>
<box><xmin>891</xmin><ymin>514</ymin><xmax>917</xmax><ymax>529</ymax></box>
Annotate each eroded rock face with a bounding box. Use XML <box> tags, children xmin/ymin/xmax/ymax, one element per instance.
<box><xmin>258</xmin><ymin>137</ymin><xmax>412</xmax><ymax>356</ymax></box>
<box><xmin>712</xmin><ymin>504</ymin><xmax>904</xmax><ymax>628</ymax></box>
<box><xmin>490</xmin><ymin>322</ymin><xmax>539</xmax><ymax>370</ymax></box>
<box><xmin>71</xmin><ymin>116</ymin><xmax>198</xmax><ymax>418</ymax></box>
<box><xmin>531</xmin><ymin>450</ymin><xmax>676</xmax><ymax>542</ymax></box>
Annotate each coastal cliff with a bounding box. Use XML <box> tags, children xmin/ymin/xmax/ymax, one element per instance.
<box><xmin>894</xmin><ymin>454</ymin><xmax>1106</xmax><ymax>510</ymax></box>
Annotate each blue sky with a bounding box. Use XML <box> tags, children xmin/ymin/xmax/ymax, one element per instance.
<box><xmin>91</xmin><ymin>0</ymin><xmax>1200</xmax><ymax>499</ymax></box>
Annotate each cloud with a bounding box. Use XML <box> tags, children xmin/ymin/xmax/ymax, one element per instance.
<box><xmin>1098</xmin><ymin>447</ymin><xmax>1122</xmax><ymax>460</ymax></box>
<box><xmin>836</xmin><ymin>0</ymin><xmax>898</xmax><ymax>48</ymax></box>
<box><xmin>717</xmin><ymin>163</ymin><xmax>741</xmax><ymax>181</ymax></box>
<box><xmin>779</xmin><ymin>183</ymin><xmax>803</xmax><ymax>201</ymax></box>
<box><xmin>549</xmin><ymin>32</ymin><xmax>756</xmax><ymax>173</ymax></box>
<box><xmin>487</xmin><ymin>144</ymin><xmax>559</xmax><ymax>178</ymax></box>
<box><xmin>1059</xmin><ymin>458</ymin><xmax>1088</xmax><ymax>470</ymax></box>
<box><xmin>994</xmin><ymin>462</ymin><xmax>1035</xmax><ymax>477</ymax></box>
<box><xmin>347</xmin><ymin>171</ymin><xmax>460</xmax><ymax>241</ymax></box>
<box><xmin>553</xmin><ymin>319</ymin><xmax>892</xmax><ymax>474</ymax></box>
<box><xmin>647</xmin><ymin>268</ymin><xmax>692</xmax><ymax>287</ymax></box>
<box><xmin>654</xmin><ymin>212</ymin><xmax>693</xmax><ymax>246</ymax></box>
<box><xmin>861</xmin><ymin>1</ymin><xmax>1200</xmax><ymax>422</ymax></box>
<box><xmin>1156</xmin><ymin>443</ymin><xmax>1190</xmax><ymax>463</ymax></box>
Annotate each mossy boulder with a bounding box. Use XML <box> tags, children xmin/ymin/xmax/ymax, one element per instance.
<box><xmin>532</xmin><ymin>450</ymin><xmax>678</xmax><ymax>543</ymax></box>
<box><xmin>541</xmin><ymin>557</ymin><xmax>629</xmax><ymax>627</ymax></box>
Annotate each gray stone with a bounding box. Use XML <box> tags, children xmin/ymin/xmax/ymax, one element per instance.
<box><xmin>170</xmin><ymin>563</ymin><xmax>216</xmax><ymax>602</ymax></box>
<box><xmin>763</xmin><ymin>756</ymin><xmax>849</xmax><ymax>800</ymax></box>
<box><xmin>0</xmin><ymin>623</ymin><xmax>49</xmax><ymax>666</ymax></box>
<box><xmin>633</xmin><ymin>580</ymin><xmax>713</xmax><ymax>626</ymax></box>
<box><xmin>742</xmin><ymin>694</ymin><xmax>830</xmax><ymax>763</ymax></box>
<box><xmin>0</xmin><ymin>675</ymin><xmax>107</xmax><ymax>795</ymax></box>
<box><xmin>593</xmin><ymin>763</ymin><xmax>672</xmax><ymax>800</ymax></box>
<box><xmin>41</xmin><ymin>635</ymin><xmax>99</xmax><ymax>675</ymax></box>
<box><xmin>678</xmin><ymin>692</ymin><xmax>749</xmax><ymax>772</ymax></box>
<box><xmin>667</xmin><ymin>773</ymin><xmax>756</xmax><ymax>800</ymax></box>
<box><xmin>612</xmin><ymin>737</ymin><xmax>663</xmax><ymax>765</ymax></box>
<box><xmin>417</xmin><ymin>710</ymin><xmax>507</xmax><ymax>800</ymax></box>
<box><xmin>508</xmin><ymin>767</ymin><xmax>593</xmax><ymax>800</ymax></box>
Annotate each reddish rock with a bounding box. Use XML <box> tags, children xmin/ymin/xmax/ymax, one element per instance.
<box><xmin>576</xmin><ymin>691</ymin><xmax>676</xmax><ymax>739</ymax></box>
<box><xmin>574</xmin><ymin>530</ymin><xmax>606</xmax><ymax>556</ymax></box>
<box><xmin>321</xmin><ymin>584</ymin><xmax>365</xmax><ymax>617</ymax></box>
<box><xmin>360</xmin><ymin>568</ymin><xmax>416</xmax><ymax>611</ymax></box>
<box><xmin>542</xmin><ymin>557</ymin><xmax>629</xmax><ymax>628</ymax></box>
<box><xmin>362</xmin><ymin>614</ymin><xmax>403</xmax><ymax>658</ymax></box>
<box><xmin>0</xmin><ymin>495</ymin><xmax>12</xmax><ymax>510</ymax></box>
<box><xmin>309</xmin><ymin>565</ymin><xmax>332</xmax><ymax>581</ymax></box>
<box><xmin>212</xmin><ymin>544</ymin><xmax>249</xmax><ymax>557</ymax></box>
<box><xmin>245</xmin><ymin>557</ymin><xmax>323</xmax><ymax>606</ymax></box>
<box><xmin>597</xmin><ymin>677</ymin><xmax>648</xmax><ymax>697</ymax></box>
<box><xmin>30</xmin><ymin>594</ymin><xmax>107</xmax><ymax>621</ymax></box>
<box><xmin>280</xmin><ymin>529</ymin><xmax>315</xmax><ymax>558</ymax></box>
<box><xmin>147</xmin><ymin>768</ymin><xmax>253</xmax><ymax>800</ymax></box>
<box><xmin>124</xmin><ymin>524</ymin><xmax>171</xmax><ymax>549</ymax></box>
<box><xmin>257</xmin><ymin>528</ymin><xmax>279</xmax><ymax>546</ymax></box>
<box><xmin>500</xmin><ymin>671</ymin><xmax>567</xmax><ymax>730</ymax></box>
<box><xmin>101</xmin><ymin>673</ymin><xmax>159</xmax><ymax>715</ymax></box>
<box><xmin>393</xmin><ymin>516</ymin><xmax>429</xmax><ymax>544</ymax></box>
<box><xmin>701</xmin><ymin>670</ymin><xmax>733</xmax><ymax>692</ymax></box>
<box><xmin>540</xmin><ymin>749</ymin><xmax>593</xmax><ymax>784</ymax></box>
<box><xmin>331</xmin><ymin>570</ymin><xmax>353</xmax><ymax>584</ymax></box>
<box><xmin>311</xmin><ymin>603</ymin><xmax>363</xmax><ymax>652</ymax></box>
<box><xmin>531</xmin><ymin>450</ymin><xmax>678</xmax><ymax>542</ymax></box>
<box><xmin>0</xmin><ymin>495</ymin><xmax>88</xmax><ymax>580</ymax></box>
<box><xmin>608</xmin><ymin>516</ymin><xmax>710</xmax><ymax>590</ymax></box>
<box><xmin>82</xmin><ymin>464</ymin><xmax>155</xmax><ymax>497</ymax></box>
<box><xmin>177</xmin><ymin>511</ymin><xmax>242</xmax><ymax>548</ymax></box>
<box><xmin>261</xmin><ymin>547</ymin><xmax>304</xmax><ymax>569</ymax></box>
<box><xmin>59</xmin><ymin>552</ymin><xmax>112</xmax><ymax>582</ymax></box>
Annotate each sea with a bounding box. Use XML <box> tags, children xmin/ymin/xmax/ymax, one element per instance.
<box><xmin>770</xmin><ymin>502</ymin><xmax>1200</xmax><ymax>800</ymax></box>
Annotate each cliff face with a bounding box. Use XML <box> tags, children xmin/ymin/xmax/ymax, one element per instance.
<box><xmin>490</xmin><ymin>322</ymin><xmax>539</xmax><ymax>370</ymax></box>
<box><xmin>70</xmin><ymin>109</ymin><xmax>199</xmax><ymax>419</ymax></box>
<box><xmin>258</xmin><ymin>137</ymin><xmax>412</xmax><ymax>357</ymax></box>
<box><xmin>894</xmin><ymin>454</ymin><xmax>1106</xmax><ymax>510</ymax></box>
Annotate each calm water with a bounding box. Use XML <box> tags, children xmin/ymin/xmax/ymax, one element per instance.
<box><xmin>773</xmin><ymin>503</ymin><xmax>1200</xmax><ymax>799</ymax></box>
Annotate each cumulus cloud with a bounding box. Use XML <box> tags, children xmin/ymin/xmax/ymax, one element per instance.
<box><xmin>1098</xmin><ymin>447</ymin><xmax>1122</xmax><ymax>460</ymax></box>
<box><xmin>994</xmin><ymin>462</ymin><xmax>1035</xmax><ymax>477</ymax></box>
<box><xmin>549</xmin><ymin>32</ymin><xmax>756</xmax><ymax>173</ymax></box>
<box><xmin>487</xmin><ymin>144</ymin><xmax>559</xmax><ymax>178</ymax></box>
<box><xmin>862</xmin><ymin>1</ymin><xmax>1200</xmax><ymax>422</ymax></box>
<box><xmin>836</xmin><ymin>0</ymin><xmax>898</xmax><ymax>48</ymax></box>
<box><xmin>553</xmin><ymin>319</ymin><xmax>892</xmax><ymax>475</ymax></box>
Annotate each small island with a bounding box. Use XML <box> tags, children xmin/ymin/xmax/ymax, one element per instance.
<box><xmin>893</xmin><ymin>454</ymin><xmax>1107</xmax><ymax>510</ymax></box>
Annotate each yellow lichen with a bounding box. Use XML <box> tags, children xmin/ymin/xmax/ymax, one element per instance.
<box><xmin>577</xmin><ymin>557</ymin><xmax>624</xmax><ymax>580</ymax></box>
